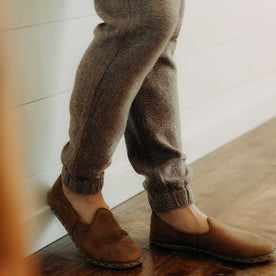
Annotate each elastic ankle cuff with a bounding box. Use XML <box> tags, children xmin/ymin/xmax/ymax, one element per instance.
<box><xmin>145</xmin><ymin>184</ymin><xmax>195</xmax><ymax>212</ymax></box>
<box><xmin>61</xmin><ymin>165</ymin><xmax>104</xmax><ymax>194</ymax></box>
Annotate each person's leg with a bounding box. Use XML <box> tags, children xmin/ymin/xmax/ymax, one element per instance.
<box><xmin>123</xmin><ymin>1</ymin><xmax>275</xmax><ymax>262</ymax></box>
<box><xmin>123</xmin><ymin>0</ymin><xmax>209</xmax><ymax>234</ymax></box>
<box><xmin>60</xmin><ymin>0</ymin><xmax>182</xmax><ymax>223</ymax></box>
<box><xmin>124</xmin><ymin>0</ymin><xmax>192</xmax><ymax>211</ymax></box>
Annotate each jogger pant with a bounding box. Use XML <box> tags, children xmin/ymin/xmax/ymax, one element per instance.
<box><xmin>60</xmin><ymin>0</ymin><xmax>195</xmax><ymax>212</ymax></box>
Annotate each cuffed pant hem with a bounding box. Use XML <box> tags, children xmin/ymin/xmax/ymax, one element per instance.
<box><xmin>60</xmin><ymin>165</ymin><xmax>104</xmax><ymax>194</ymax></box>
<box><xmin>145</xmin><ymin>184</ymin><xmax>195</xmax><ymax>212</ymax></box>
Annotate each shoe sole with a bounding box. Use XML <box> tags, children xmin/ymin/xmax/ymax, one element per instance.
<box><xmin>47</xmin><ymin>196</ymin><xmax>142</xmax><ymax>269</ymax></box>
<box><xmin>150</xmin><ymin>240</ymin><xmax>276</xmax><ymax>263</ymax></box>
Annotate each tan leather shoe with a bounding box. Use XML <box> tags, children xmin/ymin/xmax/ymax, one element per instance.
<box><xmin>47</xmin><ymin>175</ymin><xmax>142</xmax><ymax>269</ymax></box>
<box><xmin>150</xmin><ymin>211</ymin><xmax>276</xmax><ymax>263</ymax></box>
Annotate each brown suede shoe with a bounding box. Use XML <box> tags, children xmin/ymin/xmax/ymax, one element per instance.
<box><xmin>150</xmin><ymin>211</ymin><xmax>276</xmax><ymax>263</ymax></box>
<box><xmin>47</xmin><ymin>175</ymin><xmax>142</xmax><ymax>269</ymax></box>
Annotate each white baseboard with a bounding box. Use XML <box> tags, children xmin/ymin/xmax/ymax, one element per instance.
<box><xmin>24</xmin><ymin>72</ymin><xmax>276</xmax><ymax>256</ymax></box>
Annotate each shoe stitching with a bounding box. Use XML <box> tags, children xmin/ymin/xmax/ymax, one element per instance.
<box><xmin>150</xmin><ymin>241</ymin><xmax>276</xmax><ymax>263</ymax></box>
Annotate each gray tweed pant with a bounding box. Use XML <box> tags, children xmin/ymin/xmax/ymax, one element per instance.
<box><xmin>60</xmin><ymin>0</ymin><xmax>194</xmax><ymax>212</ymax></box>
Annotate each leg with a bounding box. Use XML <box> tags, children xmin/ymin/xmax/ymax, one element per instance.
<box><xmin>61</xmin><ymin>0</ymin><xmax>181</xmax><ymax>192</ymax></box>
<box><xmin>47</xmin><ymin>0</ymin><xmax>186</xmax><ymax>268</ymax></box>
<box><xmin>60</xmin><ymin>0</ymin><xmax>182</xmax><ymax>223</ymax></box>
<box><xmin>124</xmin><ymin>0</ymin><xmax>209</xmax><ymax>233</ymax></box>
<box><xmin>124</xmin><ymin>0</ymin><xmax>194</xmax><ymax>212</ymax></box>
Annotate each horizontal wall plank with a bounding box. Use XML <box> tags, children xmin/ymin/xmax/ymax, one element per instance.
<box><xmin>1</xmin><ymin>16</ymin><xmax>99</xmax><ymax>108</ymax></box>
<box><xmin>177</xmin><ymin>24</ymin><xmax>276</xmax><ymax>108</ymax></box>
<box><xmin>176</xmin><ymin>0</ymin><xmax>276</xmax><ymax>56</ymax></box>
<box><xmin>2</xmin><ymin>0</ymin><xmax>276</xmax><ymax>41</ymax></box>
<box><xmin>0</xmin><ymin>0</ymin><xmax>94</xmax><ymax>31</ymax></box>
<box><xmin>3</xmin><ymin>22</ymin><xmax>276</xmax><ymax>109</ymax></box>
<box><xmin>180</xmin><ymin>72</ymin><xmax>276</xmax><ymax>162</ymax></box>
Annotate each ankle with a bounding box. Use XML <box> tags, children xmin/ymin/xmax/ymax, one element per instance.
<box><xmin>62</xmin><ymin>183</ymin><xmax>108</xmax><ymax>206</ymax></box>
<box><xmin>61</xmin><ymin>183</ymin><xmax>110</xmax><ymax>224</ymax></box>
<box><xmin>155</xmin><ymin>204</ymin><xmax>209</xmax><ymax>234</ymax></box>
<box><xmin>156</xmin><ymin>204</ymin><xmax>207</xmax><ymax>218</ymax></box>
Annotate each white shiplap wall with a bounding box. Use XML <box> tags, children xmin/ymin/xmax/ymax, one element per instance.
<box><xmin>1</xmin><ymin>0</ymin><xmax>276</xmax><ymax>255</ymax></box>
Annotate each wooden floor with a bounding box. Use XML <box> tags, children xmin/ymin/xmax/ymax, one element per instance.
<box><xmin>26</xmin><ymin>118</ymin><xmax>276</xmax><ymax>275</ymax></box>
